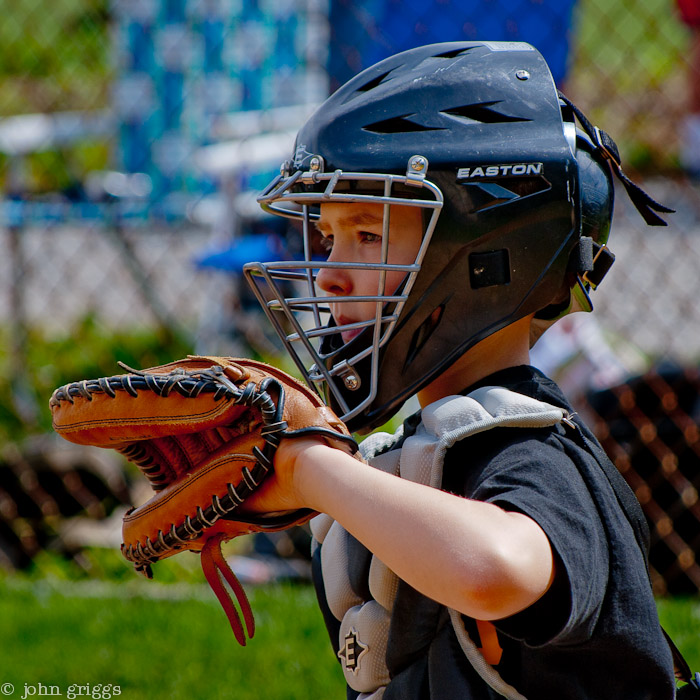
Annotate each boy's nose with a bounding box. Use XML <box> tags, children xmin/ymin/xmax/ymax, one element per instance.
<box><xmin>316</xmin><ymin>264</ymin><xmax>353</xmax><ymax>296</ymax></box>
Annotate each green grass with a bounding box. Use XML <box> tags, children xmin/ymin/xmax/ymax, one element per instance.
<box><xmin>0</xmin><ymin>564</ymin><xmax>697</xmax><ymax>698</ymax></box>
<box><xmin>0</xmin><ymin>575</ymin><xmax>345</xmax><ymax>699</ymax></box>
<box><xmin>657</xmin><ymin>596</ymin><xmax>700</xmax><ymax>672</ymax></box>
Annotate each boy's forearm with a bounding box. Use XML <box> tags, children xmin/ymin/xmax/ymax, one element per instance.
<box><xmin>293</xmin><ymin>442</ymin><xmax>555</xmax><ymax>621</ymax></box>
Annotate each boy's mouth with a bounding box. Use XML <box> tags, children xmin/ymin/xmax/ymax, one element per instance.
<box><xmin>335</xmin><ymin>315</ymin><xmax>366</xmax><ymax>344</ymax></box>
<box><xmin>341</xmin><ymin>327</ymin><xmax>363</xmax><ymax>344</ymax></box>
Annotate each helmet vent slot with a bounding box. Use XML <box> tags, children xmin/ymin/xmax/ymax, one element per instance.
<box><xmin>342</xmin><ymin>69</ymin><xmax>399</xmax><ymax>104</ymax></box>
<box><xmin>404</xmin><ymin>304</ymin><xmax>446</xmax><ymax>370</ymax></box>
<box><xmin>433</xmin><ymin>47</ymin><xmax>476</xmax><ymax>59</ymax></box>
<box><xmin>442</xmin><ymin>102</ymin><xmax>530</xmax><ymax>125</ymax></box>
<box><xmin>356</xmin><ymin>70</ymin><xmax>394</xmax><ymax>93</ymax></box>
<box><xmin>362</xmin><ymin>114</ymin><xmax>443</xmax><ymax>134</ymax></box>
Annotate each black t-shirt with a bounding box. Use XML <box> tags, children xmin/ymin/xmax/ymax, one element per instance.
<box><xmin>314</xmin><ymin>365</ymin><xmax>676</xmax><ymax>699</ymax></box>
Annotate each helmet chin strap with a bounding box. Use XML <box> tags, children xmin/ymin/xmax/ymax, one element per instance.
<box><xmin>558</xmin><ymin>91</ymin><xmax>674</xmax><ymax>227</ymax></box>
<box><xmin>530</xmin><ymin>237</ymin><xmax>616</xmax><ymax>348</ymax></box>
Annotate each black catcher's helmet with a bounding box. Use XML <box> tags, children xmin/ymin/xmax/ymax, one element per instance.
<box><xmin>245</xmin><ymin>41</ymin><xmax>671</xmax><ymax>433</ymax></box>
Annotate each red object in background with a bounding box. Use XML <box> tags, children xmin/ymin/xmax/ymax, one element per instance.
<box><xmin>677</xmin><ymin>0</ymin><xmax>700</xmax><ymax>27</ymax></box>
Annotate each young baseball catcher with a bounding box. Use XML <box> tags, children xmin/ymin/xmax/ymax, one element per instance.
<box><xmin>51</xmin><ymin>42</ymin><xmax>698</xmax><ymax>698</ymax></box>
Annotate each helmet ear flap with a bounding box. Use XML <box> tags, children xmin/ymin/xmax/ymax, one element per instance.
<box><xmin>530</xmin><ymin>129</ymin><xmax>616</xmax><ymax>346</ymax></box>
<box><xmin>577</xmin><ymin>129</ymin><xmax>615</xmax><ymax>247</ymax></box>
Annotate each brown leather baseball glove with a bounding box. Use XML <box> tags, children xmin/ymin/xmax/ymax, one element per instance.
<box><xmin>49</xmin><ymin>356</ymin><xmax>357</xmax><ymax>646</ymax></box>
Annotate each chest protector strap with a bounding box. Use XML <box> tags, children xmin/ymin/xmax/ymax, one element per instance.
<box><xmin>311</xmin><ymin>387</ymin><xmax>568</xmax><ymax>699</ymax></box>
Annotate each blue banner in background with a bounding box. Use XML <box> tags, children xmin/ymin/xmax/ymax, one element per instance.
<box><xmin>112</xmin><ymin>0</ymin><xmax>328</xmax><ymax>203</ymax></box>
<box><xmin>327</xmin><ymin>0</ymin><xmax>577</xmax><ymax>91</ymax></box>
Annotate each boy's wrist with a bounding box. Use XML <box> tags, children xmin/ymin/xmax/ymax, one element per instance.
<box><xmin>275</xmin><ymin>437</ymin><xmax>330</xmax><ymax>510</ymax></box>
<box><xmin>276</xmin><ymin>437</ymin><xmax>361</xmax><ymax>513</ymax></box>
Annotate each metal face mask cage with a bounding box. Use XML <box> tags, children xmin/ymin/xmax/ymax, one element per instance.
<box><xmin>243</xmin><ymin>155</ymin><xmax>443</xmax><ymax>424</ymax></box>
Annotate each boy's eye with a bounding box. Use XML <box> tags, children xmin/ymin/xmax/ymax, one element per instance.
<box><xmin>319</xmin><ymin>235</ymin><xmax>333</xmax><ymax>252</ymax></box>
<box><xmin>360</xmin><ymin>231</ymin><xmax>381</xmax><ymax>244</ymax></box>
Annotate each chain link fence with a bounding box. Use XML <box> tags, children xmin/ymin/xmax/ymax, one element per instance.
<box><xmin>0</xmin><ymin>0</ymin><xmax>699</xmax><ymax>591</ymax></box>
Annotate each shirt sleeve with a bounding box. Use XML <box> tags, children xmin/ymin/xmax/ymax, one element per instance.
<box><xmin>445</xmin><ymin>428</ymin><xmax>610</xmax><ymax>647</ymax></box>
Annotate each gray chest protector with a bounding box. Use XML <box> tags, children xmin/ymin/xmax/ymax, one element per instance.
<box><xmin>310</xmin><ymin>387</ymin><xmax>569</xmax><ymax>700</ymax></box>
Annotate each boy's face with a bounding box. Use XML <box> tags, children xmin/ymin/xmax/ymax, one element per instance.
<box><xmin>315</xmin><ymin>201</ymin><xmax>424</xmax><ymax>344</ymax></box>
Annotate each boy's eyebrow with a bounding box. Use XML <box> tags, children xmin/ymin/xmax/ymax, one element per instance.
<box><xmin>315</xmin><ymin>211</ymin><xmax>384</xmax><ymax>233</ymax></box>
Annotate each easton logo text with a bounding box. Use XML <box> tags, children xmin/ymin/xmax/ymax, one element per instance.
<box><xmin>457</xmin><ymin>163</ymin><xmax>543</xmax><ymax>178</ymax></box>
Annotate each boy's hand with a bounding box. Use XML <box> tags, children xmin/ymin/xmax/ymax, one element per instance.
<box><xmin>242</xmin><ymin>435</ymin><xmax>356</xmax><ymax>515</ymax></box>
